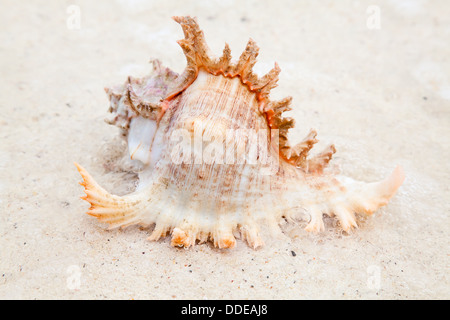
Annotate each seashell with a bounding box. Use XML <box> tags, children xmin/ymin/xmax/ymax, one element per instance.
<box><xmin>75</xmin><ymin>16</ymin><xmax>405</xmax><ymax>249</ymax></box>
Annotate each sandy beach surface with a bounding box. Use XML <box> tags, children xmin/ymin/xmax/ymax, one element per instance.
<box><xmin>0</xmin><ymin>0</ymin><xmax>449</xmax><ymax>299</ymax></box>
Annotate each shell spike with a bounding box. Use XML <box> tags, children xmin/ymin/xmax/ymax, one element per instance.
<box><xmin>354</xmin><ymin>166</ymin><xmax>405</xmax><ymax>215</ymax></box>
<box><xmin>333</xmin><ymin>206</ymin><xmax>358</xmax><ymax>232</ymax></box>
<box><xmin>255</xmin><ymin>62</ymin><xmax>281</xmax><ymax>98</ymax></box>
<box><xmin>173</xmin><ymin>15</ymin><xmax>211</xmax><ymax>69</ymax></box>
<box><xmin>171</xmin><ymin>228</ymin><xmax>197</xmax><ymax>248</ymax></box>
<box><xmin>306</xmin><ymin>144</ymin><xmax>336</xmax><ymax>174</ymax></box>
<box><xmin>218</xmin><ymin>42</ymin><xmax>232</xmax><ymax>72</ymax></box>
<box><xmin>74</xmin><ymin>162</ymin><xmax>144</xmax><ymax>228</ymax></box>
<box><xmin>287</xmin><ymin>129</ymin><xmax>318</xmax><ymax>163</ymax></box>
<box><xmin>304</xmin><ymin>206</ymin><xmax>325</xmax><ymax>233</ymax></box>
<box><xmin>240</xmin><ymin>224</ymin><xmax>264</xmax><ymax>249</ymax></box>
<box><xmin>234</xmin><ymin>38</ymin><xmax>259</xmax><ymax>80</ymax></box>
<box><xmin>267</xmin><ymin>96</ymin><xmax>293</xmax><ymax>115</ymax></box>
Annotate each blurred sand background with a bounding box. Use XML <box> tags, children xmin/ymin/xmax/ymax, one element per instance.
<box><xmin>0</xmin><ymin>0</ymin><xmax>449</xmax><ymax>299</ymax></box>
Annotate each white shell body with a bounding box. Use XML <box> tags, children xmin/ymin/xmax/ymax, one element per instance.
<box><xmin>75</xmin><ymin>17</ymin><xmax>404</xmax><ymax>249</ymax></box>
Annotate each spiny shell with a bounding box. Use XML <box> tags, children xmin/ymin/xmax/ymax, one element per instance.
<box><xmin>75</xmin><ymin>16</ymin><xmax>405</xmax><ymax>249</ymax></box>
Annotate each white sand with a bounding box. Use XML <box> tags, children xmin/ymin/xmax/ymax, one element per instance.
<box><xmin>0</xmin><ymin>0</ymin><xmax>449</xmax><ymax>299</ymax></box>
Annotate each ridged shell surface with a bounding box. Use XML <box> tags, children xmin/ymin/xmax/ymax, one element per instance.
<box><xmin>75</xmin><ymin>16</ymin><xmax>405</xmax><ymax>249</ymax></box>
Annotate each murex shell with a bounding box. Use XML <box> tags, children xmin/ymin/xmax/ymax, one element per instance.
<box><xmin>75</xmin><ymin>16</ymin><xmax>405</xmax><ymax>249</ymax></box>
